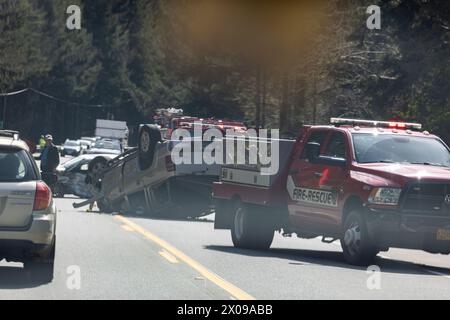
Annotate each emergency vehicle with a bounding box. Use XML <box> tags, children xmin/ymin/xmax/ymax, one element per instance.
<box><xmin>213</xmin><ymin>118</ymin><xmax>450</xmax><ymax>265</ymax></box>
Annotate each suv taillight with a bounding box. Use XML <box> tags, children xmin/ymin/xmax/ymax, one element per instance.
<box><xmin>33</xmin><ymin>182</ymin><xmax>52</xmax><ymax>211</ymax></box>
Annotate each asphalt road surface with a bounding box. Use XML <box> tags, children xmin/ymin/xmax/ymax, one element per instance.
<box><xmin>1</xmin><ymin>156</ymin><xmax>450</xmax><ymax>300</ymax></box>
<box><xmin>1</xmin><ymin>195</ymin><xmax>450</xmax><ymax>300</ymax></box>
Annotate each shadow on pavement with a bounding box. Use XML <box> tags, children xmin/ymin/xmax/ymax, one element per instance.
<box><xmin>205</xmin><ymin>245</ymin><xmax>450</xmax><ymax>276</ymax></box>
<box><xmin>118</xmin><ymin>212</ymin><xmax>215</xmax><ymax>224</ymax></box>
<box><xmin>0</xmin><ymin>265</ymin><xmax>53</xmax><ymax>289</ymax></box>
<box><xmin>59</xmin><ymin>197</ymin><xmax>215</xmax><ymax>223</ymax></box>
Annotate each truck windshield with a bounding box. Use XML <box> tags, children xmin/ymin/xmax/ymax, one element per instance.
<box><xmin>352</xmin><ymin>134</ymin><xmax>450</xmax><ymax>167</ymax></box>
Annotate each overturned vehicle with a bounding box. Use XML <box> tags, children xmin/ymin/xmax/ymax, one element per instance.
<box><xmin>75</xmin><ymin>116</ymin><xmax>246</xmax><ymax>218</ymax></box>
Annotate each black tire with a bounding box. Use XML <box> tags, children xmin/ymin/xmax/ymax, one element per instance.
<box><xmin>138</xmin><ymin>125</ymin><xmax>161</xmax><ymax>171</ymax></box>
<box><xmin>53</xmin><ymin>183</ymin><xmax>65</xmax><ymax>198</ymax></box>
<box><xmin>231</xmin><ymin>202</ymin><xmax>274</xmax><ymax>250</ymax></box>
<box><xmin>341</xmin><ymin>210</ymin><xmax>379</xmax><ymax>265</ymax></box>
<box><xmin>24</xmin><ymin>237</ymin><xmax>55</xmax><ymax>283</ymax></box>
<box><xmin>97</xmin><ymin>198</ymin><xmax>114</xmax><ymax>214</ymax></box>
<box><xmin>88</xmin><ymin>157</ymin><xmax>108</xmax><ymax>189</ymax></box>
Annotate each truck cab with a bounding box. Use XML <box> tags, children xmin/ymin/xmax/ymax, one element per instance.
<box><xmin>213</xmin><ymin>118</ymin><xmax>450</xmax><ymax>265</ymax></box>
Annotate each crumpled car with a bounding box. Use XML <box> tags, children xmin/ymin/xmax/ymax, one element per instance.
<box><xmin>54</xmin><ymin>154</ymin><xmax>115</xmax><ymax>198</ymax></box>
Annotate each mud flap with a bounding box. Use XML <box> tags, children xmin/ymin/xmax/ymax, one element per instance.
<box><xmin>214</xmin><ymin>199</ymin><xmax>233</xmax><ymax>230</ymax></box>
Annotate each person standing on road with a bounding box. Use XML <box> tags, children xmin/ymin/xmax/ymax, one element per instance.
<box><xmin>40</xmin><ymin>134</ymin><xmax>60</xmax><ymax>174</ymax></box>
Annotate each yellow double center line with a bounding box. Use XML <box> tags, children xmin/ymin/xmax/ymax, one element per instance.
<box><xmin>115</xmin><ymin>215</ymin><xmax>255</xmax><ymax>300</ymax></box>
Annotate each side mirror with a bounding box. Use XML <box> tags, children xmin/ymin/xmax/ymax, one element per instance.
<box><xmin>304</xmin><ymin>142</ymin><xmax>321</xmax><ymax>163</ymax></box>
<box><xmin>317</xmin><ymin>156</ymin><xmax>347</xmax><ymax>167</ymax></box>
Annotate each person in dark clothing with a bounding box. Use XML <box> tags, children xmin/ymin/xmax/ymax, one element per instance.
<box><xmin>39</xmin><ymin>134</ymin><xmax>60</xmax><ymax>191</ymax></box>
<box><xmin>40</xmin><ymin>134</ymin><xmax>60</xmax><ymax>173</ymax></box>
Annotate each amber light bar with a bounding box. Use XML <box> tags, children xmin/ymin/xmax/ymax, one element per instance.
<box><xmin>330</xmin><ymin>118</ymin><xmax>423</xmax><ymax>130</ymax></box>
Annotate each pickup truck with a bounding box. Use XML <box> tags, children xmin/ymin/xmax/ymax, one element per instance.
<box><xmin>213</xmin><ymin>118</ymin><xmax>450</xmax><ymax>265</ymax></box>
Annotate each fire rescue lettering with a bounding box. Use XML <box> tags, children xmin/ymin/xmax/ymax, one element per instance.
<box><xmin>292</xmin><ymin>188</ymin><xmax>338</xmax><ymax>207</ymax></box>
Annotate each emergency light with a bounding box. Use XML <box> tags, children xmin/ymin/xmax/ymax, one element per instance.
<box><xmin>330</xmin><ymin>118</ymin><xmax>422</xmax><ymax>130</ymax></box>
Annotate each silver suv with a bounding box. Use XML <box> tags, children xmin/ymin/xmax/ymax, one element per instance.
<box><xmin>0</xmin><ymin>130</ymin><xmax>56</xmax><ymax>281</ymax></box>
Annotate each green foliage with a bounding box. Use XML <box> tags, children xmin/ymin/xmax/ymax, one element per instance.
<box><xmin>0</xmin><ymin>0</ymin><xmax>449</xmax><ymax>143</ymax></box>
<box><xmin>0</xmin><ymin>0</ymin><xmax>51</xmax><ymax>90</ymax></box>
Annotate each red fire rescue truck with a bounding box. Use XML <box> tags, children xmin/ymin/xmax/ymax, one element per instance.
<box><xmin>213</xmin><ymin>118</ymin><xmax>450</xmax><ymax>265</ymax></box>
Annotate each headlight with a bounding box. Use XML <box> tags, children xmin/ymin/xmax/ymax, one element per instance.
<box><xmin>368</xmin><ymin>188</ymin><xmax>402</xmax><ymax>206</ymax></box>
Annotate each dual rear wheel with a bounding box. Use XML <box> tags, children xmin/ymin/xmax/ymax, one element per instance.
<box><xmin>231</xmin><ymin>202</ymin><xmax>275</xmax><ymax>250</ymax></box>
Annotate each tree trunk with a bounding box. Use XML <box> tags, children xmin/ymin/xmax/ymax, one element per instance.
<box><xmin>261</xmin><ymin>69</ymin><xmax>267</xmax><ymax>128</ymax></box>
<box><xmin>293</xmin><ymin>75</ymin><xmax>306</xmax><ymax>129</ymax></box>
<box><xmin>312</xmin><ymin>71</ymin><xmax>317</xmax><ymax>125</ymax></box>
<box><xmin>255</xmin><ymin>66</ymin><xmax>261</xmax><ymax>129</ymax></box>
<box><xmin>279</xmin><ymin>73</ymin><xmax>289</xmax><ymax>134</ymax></box>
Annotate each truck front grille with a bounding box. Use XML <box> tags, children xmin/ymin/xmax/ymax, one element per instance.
<box><xmin>402</xmin><ymin>183</ymin><xmax>450</xmax><ymax>216</ymax></box>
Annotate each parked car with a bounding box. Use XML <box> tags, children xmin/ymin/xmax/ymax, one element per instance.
<box><xmin>79</xmin><ymin>139</ymin><xmax>93</xmax><ymax>154</ymax></box>
<box><xmin>54</xmin><ymin>154</ymin><xmax>116</xmax><ymax>198</ymax></box>
<box><xmin>61</xmin><ymin>140</ymin><xmax>82</xmax><ymax>157</ymax></box>
<box><xmin>0</xmin><ymin>130</ymin><xmax>56</xmax><ymax>281</ymax></box>
<box><xmin>81</xmin><ymin>137</ymin><xmax>99</xmax><ymax>144</ymax></box>
<box><xmin>87</xmin><ymin>138</ymin><xmax>123</xmax><ymax>155</ymax></box>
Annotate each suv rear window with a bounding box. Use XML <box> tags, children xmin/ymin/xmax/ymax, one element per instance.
<box><xmin>0</xmin><ymin>149</ymin><xmax>37</xmax><ymax>182</ymax></box>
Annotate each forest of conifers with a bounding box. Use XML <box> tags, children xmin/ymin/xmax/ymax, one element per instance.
<box><xmin>0</xmin><ymin>0</ymin><xmax>449</xmax><ymax>142</ymax></box>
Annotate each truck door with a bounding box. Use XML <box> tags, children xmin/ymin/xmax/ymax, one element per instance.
<box><xmin>313</xmin><ymin>131</ymin><xmax>349</xmax><ymax>231</ymax></box>
<box><xmin>287</xmin><ymin>129</ymin><xmax>331</xmax><ymax>233</ymax></box>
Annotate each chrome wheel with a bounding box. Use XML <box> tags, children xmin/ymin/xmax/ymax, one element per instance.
<box><xmin>344</xmin><ymin>221</ymin><xmax>362</xmax><ymax>257</ymax></box>
<box><xmin>140</xmin><ymin>131</ymin><xmax>150</xmax><ymax>153</ymax></box>
<box><xmin>234</xmin><ymin>207</ymin><xmax>245</xmax><ymax>241</ymax></box>
<box><xmin>341</xmin><ymin>210</ymin><xmax>379</xmax><ymax>265</ymax></box>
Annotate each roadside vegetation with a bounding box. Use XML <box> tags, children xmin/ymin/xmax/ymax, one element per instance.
<box><xmin>0</xmin><ymin>0</ymin><xmax>449</xmax><ymax>141</ymax></box>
